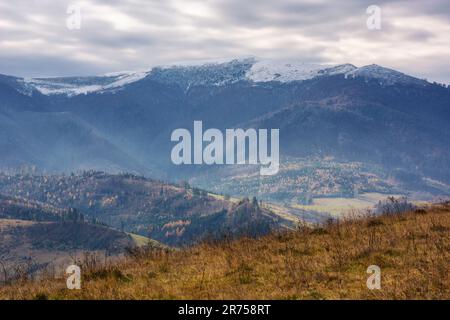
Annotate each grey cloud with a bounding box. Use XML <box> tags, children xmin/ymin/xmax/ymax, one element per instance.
<box><xmin>0</xmin><ymin>0</ymin><xmax>448</xmax><ymax>83</ymax></box>
<box><xmin>0</xmin><ymin>54</ymin><xmax>112</xmax><ymax>77</ymax></box>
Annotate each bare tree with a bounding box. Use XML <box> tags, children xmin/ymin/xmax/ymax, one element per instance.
<box><xmin>0</xmin><ymin>259</ymin><xmax>7</xmax><ymax>285</ymax></box>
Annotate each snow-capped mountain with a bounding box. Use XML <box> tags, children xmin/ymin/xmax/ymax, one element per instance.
<box><xmin>0</xmin><ymin>56</ymin><xmax>450</xmax><ymax>197</ymax></box>
<box><xmin>2</xmin><ymin>58</ymin><xmax>431</xmax><ymax>97</ymax></box>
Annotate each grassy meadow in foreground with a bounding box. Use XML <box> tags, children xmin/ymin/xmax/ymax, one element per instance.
<box><xmin>1</xmin><ymin>203</ymin><xmax>449</xmax><ymax>300</ymax></box>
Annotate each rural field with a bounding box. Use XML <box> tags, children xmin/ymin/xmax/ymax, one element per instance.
<box><xmin>293</xmin><ymin>193</ymin><xmax>406</xmax><ymax>216</ymax></box>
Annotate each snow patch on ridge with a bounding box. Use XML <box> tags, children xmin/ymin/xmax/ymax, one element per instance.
<box><xmin>246</xmin><ymin>60</ymin><xmax>356</xmax><ymax>83</ymax></box>
<box><xmin>22</xmin><ymin>70</ymin><xmax>150</xmax><ymax>96</ymax></box>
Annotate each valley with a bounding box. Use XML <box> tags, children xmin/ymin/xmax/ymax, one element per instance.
<box><xmin>1</xmin><ymin>58</ymin><xmax>449</xmax><ymax>291</ymax></box>
<box><xmin>0</xmin><ymin>172</ymin><xmax>300</xmax><ymax>281</ymax></box>
<box><xmin>0</xmin><ymin>170</ymin><xmax>430</xmax><ymax>283</ymax></box>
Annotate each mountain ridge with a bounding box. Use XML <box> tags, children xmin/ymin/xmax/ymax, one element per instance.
<box><xmin>0</xmin><ymin>58</ymin><xmax>436</xmax><ymax>97</ymax></box>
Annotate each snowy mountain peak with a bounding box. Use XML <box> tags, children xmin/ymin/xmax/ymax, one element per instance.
<box><xmin>345</xmin><ymin>64</ymin><xmax>427</xmax><ymax>86</ymax></box>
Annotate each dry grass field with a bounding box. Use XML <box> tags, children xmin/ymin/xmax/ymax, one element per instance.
<box><xmin>293</xmin><ymin>193</ymin><xmax>405</xmax><ymax>216</ymax></box>
<box><xmin>1</xmin><ymin>203</ymin><xmax>449</xmax><ymax>300</ymax></box>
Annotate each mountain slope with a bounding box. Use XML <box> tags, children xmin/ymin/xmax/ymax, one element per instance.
<box><xmin>0</xmin><ymin>58</ymin><xmax>449</xmax><ymax>199</ymax></box>
<box><xmin>1</xmin><ymin>203</ymin><xmax>448</xmax><ymax>299</ymax></box>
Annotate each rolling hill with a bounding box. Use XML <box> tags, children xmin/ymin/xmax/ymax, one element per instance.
<box><xmin>0</xmin><ymin>193</ymin><xmax>137</xmax><ymax>283</ymax></box>
<box><xmin>0</xmin><ymin>172</ymin><xmax>294</xmax><ymax>246</ymax></box>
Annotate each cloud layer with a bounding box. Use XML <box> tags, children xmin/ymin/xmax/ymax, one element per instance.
<box><xmin>0</xmin><ymin>0</ymin><xmax>449</xmax><ymax>83</ymax></box>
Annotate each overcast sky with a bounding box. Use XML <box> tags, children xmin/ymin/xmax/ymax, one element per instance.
<box><xmin>1</xmin><ymin>0</ymin><xmax>449</xmax><ymax>83</ymax></box>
